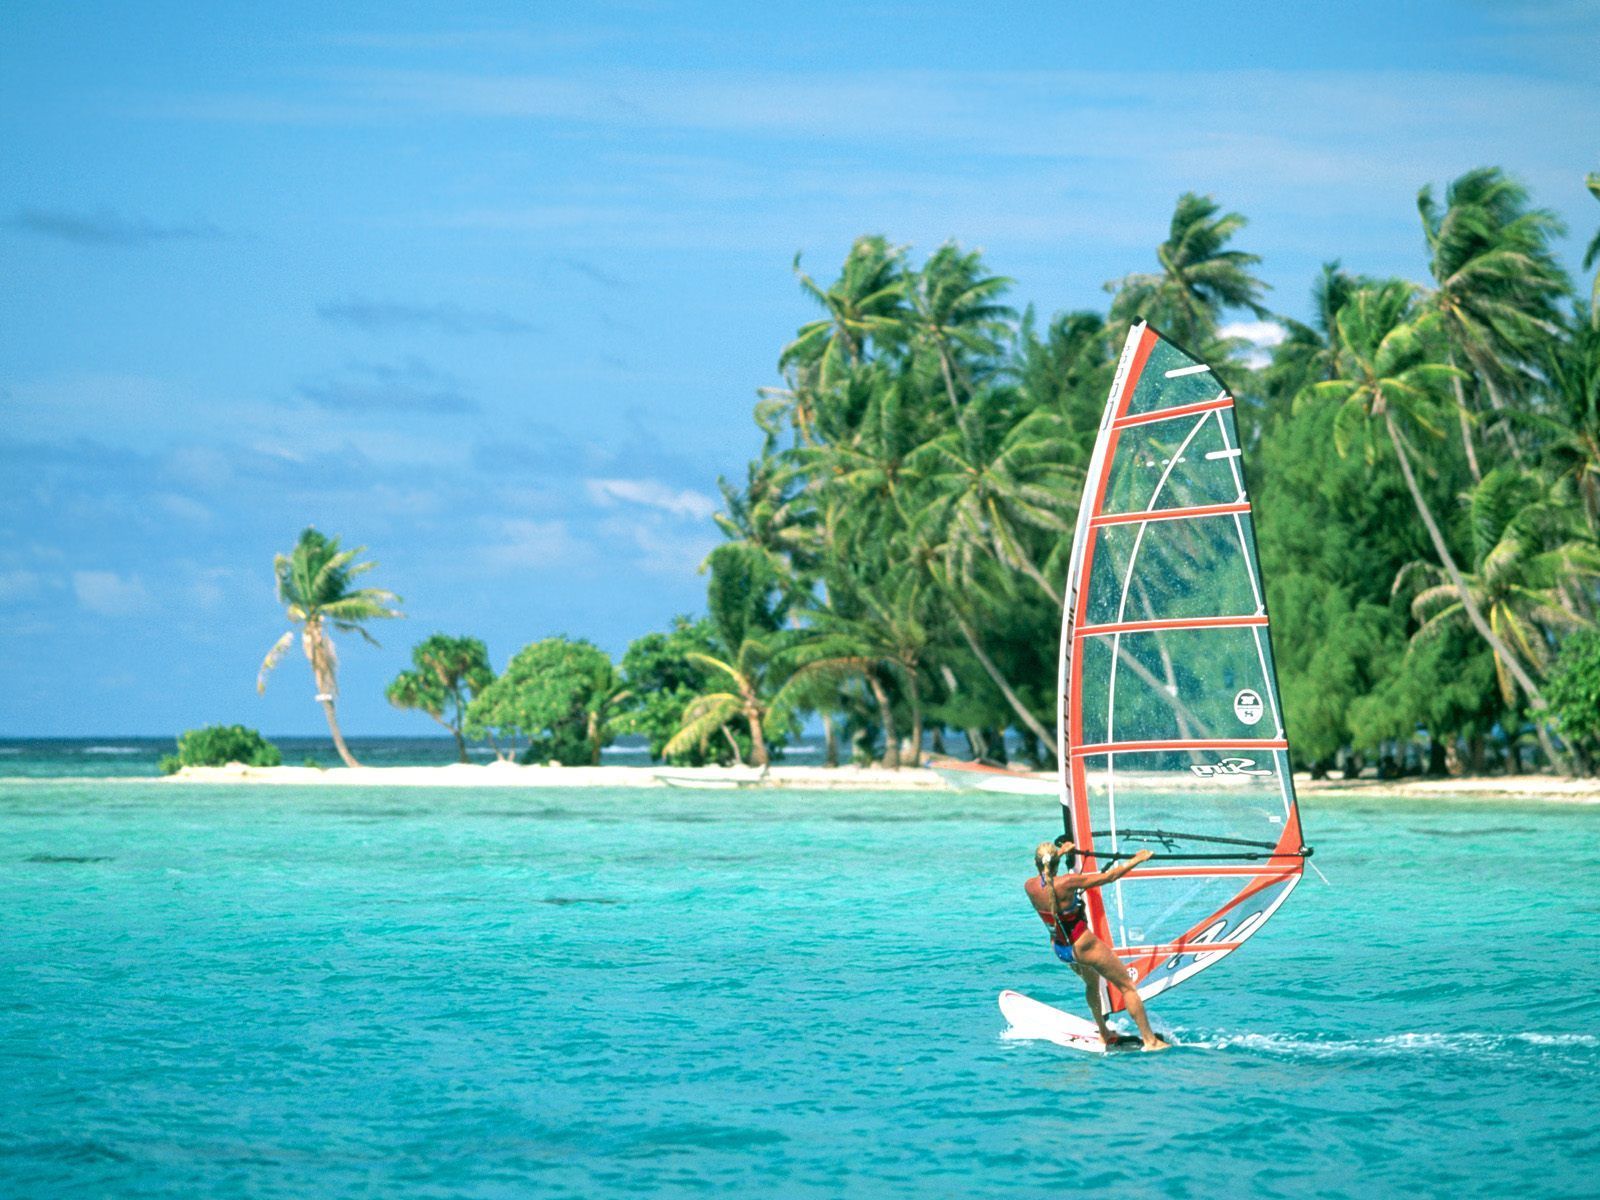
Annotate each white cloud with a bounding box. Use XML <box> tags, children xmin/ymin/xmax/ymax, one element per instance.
<box><xmin>585</xmin><ymin>477</ymin><xmax>717</xmax><ymax>520</ymax></box>
<box><xmin>480</xmin><ymin>518</ymin><xmax>577</xmax><ymax>569</ymax></box>
<box><xmin>1221</xmin><ymin>320</ymin><xmax>1288</xmax><ymax>369</ymax></box>
<box><xmin>598</xmin><ymin>515</ymin><xmax>720</xmax><ymax>579</ymax></box>
<box><xmin>1220</xmin><ymin>320</ymin><xmax>1287</xmax><ymax>347</ymax></box>
<box><xmin>73</xmin><ymin>570</ymin><xmax>154</xmax><ymax>616</ymax></box>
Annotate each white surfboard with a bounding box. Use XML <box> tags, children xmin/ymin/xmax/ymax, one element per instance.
<box><xmin>998</xmin><ymin>989</ymin><xmax>1140</xmax><ymax>1054</ymax></box>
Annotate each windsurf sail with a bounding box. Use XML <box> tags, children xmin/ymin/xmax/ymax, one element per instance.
<box><xmin>1056</xmin><ymin>321</ymin><xmax>1309</xmax><ymax>1012</ymax></box>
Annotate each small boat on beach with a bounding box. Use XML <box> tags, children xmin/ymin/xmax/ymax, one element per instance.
<box><xmin>927</xmin><ymin>758</ymin><xmax>1057</xmax><ymax>796</ymax></box>
<box><xmin>653</xmin><ymin>767</ymin><xmax>769</xmax><ymax>789</ymax></box>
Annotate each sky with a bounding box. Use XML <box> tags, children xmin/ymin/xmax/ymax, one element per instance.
<box><xmin>2</xmin><ymin>1</ymin><xmax>1597</xmax><ymax>737</ymax></box>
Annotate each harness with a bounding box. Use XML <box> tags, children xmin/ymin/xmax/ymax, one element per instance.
<box><xmin>1037</xmin><ymin>871</ymin><xmax>1087</xmax><ymax>945</ymax></box>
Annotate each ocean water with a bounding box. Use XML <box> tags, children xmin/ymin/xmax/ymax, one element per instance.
<box><xmin>2</xmin><ymin>780</ymin><xmax>1597</xmax><ymax>1199</ymax></box>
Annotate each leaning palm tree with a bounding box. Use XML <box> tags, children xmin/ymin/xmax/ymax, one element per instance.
<box><xmin>1298</xmin><ymin>281</ymin><xmax>1551</xmax><ymax>707</ymax></box>
<box><xmin>907</xmin><ymin>389</ymin><xmax>1079</xmax><ymax>605</ymax></box>
<box><xmin>783</xmin><ymin>564</ymin><xmax>936</xmax><ymax>769</ymax></box>
<box><xmin>1540</xmin><ymin>311</ymin><xmax>1600</xmax><ymax>530</ymax></box>
<box><xmin>1398</xmin><ymin>467</ymin><xmax>1600</xmax><ymax>765</ymax></box>
<box><xmin>1106</xmin><ymin>192</ymin><xmax>1270</xmax><ymax>349</ymax></box>
<box><xmin>258</xmin><ymin>527</ymin><xmax>404</xmax><ymax>768</ymax></box>
<box><xmin>665</xmin><ymin>544</ymin><xmax>793</xmax><ymax>767</ymax></box>
<box><xmin>1418</xmin><ymin>167</ymin><xmax>1570</xmax><ymax>477</ymax></box>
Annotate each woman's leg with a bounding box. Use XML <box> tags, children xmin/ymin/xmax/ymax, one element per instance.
<box><xmin>1071</xmin><ymin>963</ymin><xmax>1113</xmax><ymax>1041</ymax></box>
<box><xmin>1073</xmin><ymin>935</ymin><xmax>1168</xmax><ymax>1049</ymax></box>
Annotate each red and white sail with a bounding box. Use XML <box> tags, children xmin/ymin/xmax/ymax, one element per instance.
<box><xmin>1056</xmin><ymin>321</ymin><xmax>1308</xmax><ymax>1011</ymax></box>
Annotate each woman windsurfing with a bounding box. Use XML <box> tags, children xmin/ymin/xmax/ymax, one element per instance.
<box><xmin>1025</xmin><ymin>839</ymin><xmax>1170</xmax><ymax>1051</ymax></box>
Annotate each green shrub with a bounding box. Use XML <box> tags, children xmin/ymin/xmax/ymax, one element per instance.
<box><xmin>1549</xmin><ymin>630</ymin><xmax>1600</xmax><ymax>766</ymax></box>
<box><xmin>166</xmin><ymin>724</ymin><xmax>283</xmax><ymax>772</ymax></box>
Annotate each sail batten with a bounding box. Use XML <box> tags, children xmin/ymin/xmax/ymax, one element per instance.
<box><xmin>1056</xmin><ymin>320</ymin><xmax>1307</xmax><ymax>1013</ymax></box>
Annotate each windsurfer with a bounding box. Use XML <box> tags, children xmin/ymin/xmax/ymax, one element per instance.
<box><xmin>1026</xmin><ymin>840</ymin><xmax>1169</xmax><ymax>1051</ymax></box>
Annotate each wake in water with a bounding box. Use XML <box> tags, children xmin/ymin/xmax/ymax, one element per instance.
<box><xmin>1170</xmin><ymin>1029</ymin><xmax>1599</xmax><ymax>1057</ymax></box>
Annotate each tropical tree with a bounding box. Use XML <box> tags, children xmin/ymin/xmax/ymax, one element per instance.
<box><xmin>780</xmin><ymin>235</ymin><xmax>911</xmax><ymax>386</ymax></box>
<box><xmin>1298</xmin><ymin>282</ymin><xmax>1550</xmax><ymax>707</ymax></box>
<box><xmin>1541</xmin><ymin>313</ymin><xmax>1600</xmax><ymax>529</ymax></box>
<box><xmin>664</xmin><ymin>545</ymin><xmax>794</xmax><ymax>767</ymax></box>
<box><xmin>1548</xmin><ymin>629</ymin><xmax>1600</xmax><ymax>771</ymax></box>
<box><xmin>385</xmin><ymin>634</ymin><xmax>494</xmax><ymax>762</ymax></box>
<box><xmin>1397</xmin><ymin>468</ymin><xmax>1600</xmax><ymax>764</ymax></box>
<box><xmin>1106</xmin><ymin>192</ymin><xmax>1270</xmax><ymax>348</ymax></box>
<box><xmin>257</xmin><ymin>527</ymin><xmax>403</xmax><ymax>768</ymax></box>
<box><xmin>783</xmin><ymin>564</ymin><xmax>936</xmax><ymax>768</ymax></box>
<box><xmin>464</xmin><ymin>637</ymin><xmax>632</xmax><ymax>766</ymax></box>
<box><xmin>713</xmin><ymin>450</ymin><xmax>819</xmax><ymax>598</ymax></box>
<box><xmin>908</xmin><ymin>389</ymin><xmax>1079</xmax><ymax>604</ymax></box>
<box><xmin>911</xmin><ymin>242</ymin><xmax>1015</xmax><ymax>410</ymax></box>
<box><xmin>620</xmin><ymin>617</ymin><xmax>742</xmax><ymax>765</ymax></box>
<box><xmin>1418</xmin><ymin>167</ymin><xmax>1569</xmax><ymax>476</ymax></box>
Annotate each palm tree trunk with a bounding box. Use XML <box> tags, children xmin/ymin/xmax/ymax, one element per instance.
<box><xmin>587</xmin><ymin>711</ymin><xmax>602</xmax><ymax>766</ymax></box>
<box><xmin>953</xmin><ymin>613</ymin><xmax>1058</xmax><ymax>758</ymax></box>
<box><xmin>1384</xmin><ymin>410</ymin><xmax>1546</xmax><ymax>706</ymax></box>
<box><xmin>903</xmin><ymin>664</ymin><xmax>924</xmax><ymax>766</ymax></box>
<box><xmin>822</xmin><ymin>711</ymin><xmax>838</xmax><ymax>767</ymax></box>
<box><xmin>866</xmin><ymin>669</ymin><xmax>900</xmax><ymax>769</ymax></box>
<box><xmin>745</xmin><ymin>701</ymin><xmax>770</xmax><ymax>767</ymax></box>
<box><xmin>1450</xmin><ymin>361</ymin><xmax>1482</xmax><ymax>483</ymax></box>
<box><xmin>720</xmin><ymin>724</ymin><xmax>745</xmax><ymax>766</ymax></box>
<box><xmin>318</xmin><ymin>697</ymin><xmax>360</xmax><ymax>768</ymax></box>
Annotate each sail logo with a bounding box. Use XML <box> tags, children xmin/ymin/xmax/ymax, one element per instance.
<box><xmin>1190</xmin><ymin>757</ymin><xmax>1273</xmax><ymax>779</ymax></box>
<box><xmin>1233</xmin><ymin>689</ymin><xmax>1264</xmax><ymax>725</ymax></box>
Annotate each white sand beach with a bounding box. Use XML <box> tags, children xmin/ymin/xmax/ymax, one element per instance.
<box><xmin>145</xmin><ymin>761</ymin><xmax>1600</xmax><ymax>801</ymax></box>
<box><xmin>162</xmin><ymin>762</ymin><xmax>951</xmax><ymax>790</ymax></box>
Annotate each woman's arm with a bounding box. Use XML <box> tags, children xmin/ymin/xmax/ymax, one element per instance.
<box><xmin>1059</xmin><ymin>848</ymin><xmax>1154</xmax><ymax>893</ymax></box>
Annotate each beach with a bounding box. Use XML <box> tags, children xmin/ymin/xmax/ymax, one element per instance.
<box><xmin>37</xmin><ymin>759</ymin><xmax>1587</xmax><ymax>802</ymax></box>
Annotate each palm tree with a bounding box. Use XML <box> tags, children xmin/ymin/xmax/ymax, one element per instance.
<box><xmin>259</xmin><ymin>527</ymin><xmax>403</xmax><ymax>768</ymax></box>
<box><xmin>665</xmin><ymin>642</ymin><xmax>789</xmax><ymax>767</ymax></box>
<box><xmin>1541</xmin><ymin>312</ymin><xmax>1600</xmax><ymax>529</ymax></box>
<box><xmin>1418</xmin><ymin>167</ymin><xmax>1570</xmax><ymax>476</ymax></box>
<box><xmin>780</xmin><ymin>236</ymin><xmax>912</xmax><ymax>387</ymax></box>
<box><xmin>665</xmin><ymin>545</ymin><xmax>792</xmax><ymax>767</ymax></box>
<box><xmin>1261</xmin><ymin>263</ymin><xmax>1366</xmax><ymax>407</ymax></box>
<box><xmin>907</xmin><ymin>389</ymin><xmax>1079</xmax><ymax>605</ymax></box>
<box><xmin>911</xmin><ymin>242</ymin><xmax>1015</xmax><ymax>410</ymax></box>
<box><xmin>754</xmin><ymin>363</ymin><xmax>824</xmax><ymax>448</ymax></box>
<box><xmin>1398</xmin><ymin>468</ymin><xmax>1600</xmax><ymax>764</ymax></box>
<box><xmin>385</xmin><ymin>634</ymin><xmax>493</xmax><ymax>762</ymax></box>
<box><xmin>1106</xmin><ymin>192</ymin><xmax>1270</xmax><ymax>348</ymax></box>
<box><xmin>713</xmin><ymin>451</ymin><xmax>819</xmax><ymax>599</ymax></box>
<box><xmin>785</xmin><ymin>565</ymin><xmax>936</xmax><ymax>768</ymax></box>
<box><xmin>1298</xmin><ymin>281</ymin><xmax>1551</xmax><ymax>707</ymax></box>
<box><xmin>579</xmin><ymin>661</ymin><xmax>634</xmax><ymax>767</ymax></box>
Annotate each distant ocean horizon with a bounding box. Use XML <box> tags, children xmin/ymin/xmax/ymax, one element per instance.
<box><xmin>0</xmin><ymin>735</ymin><xmax>835</xmax><ymax>778</ymax></box>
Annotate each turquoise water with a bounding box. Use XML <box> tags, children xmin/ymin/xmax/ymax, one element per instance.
<box><xmin>3</xmin><ymin>781</ymin><xmax>1597</xmax><ymax>1198</ymax></box>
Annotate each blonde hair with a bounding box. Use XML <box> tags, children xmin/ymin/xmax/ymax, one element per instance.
<box><xmin>1034</xmin><ymin>841</ymin><xmax>1060</xmax><ymax>876</ymax></box>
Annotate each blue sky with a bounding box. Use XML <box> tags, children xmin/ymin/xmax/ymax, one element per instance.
<box><xmin>2</xmin><ymin>1</ymin><xmax>1597</xmax><ymax>737</ymax></box>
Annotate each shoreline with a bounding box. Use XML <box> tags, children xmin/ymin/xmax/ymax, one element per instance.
<box><xmin>2</xmin><ymin>762</ymin><xmax>1598</xmax><ymax>801</ymax></box>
